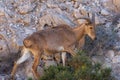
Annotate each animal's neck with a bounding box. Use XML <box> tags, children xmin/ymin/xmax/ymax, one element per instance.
<box><xmin>73</xmin><ymin>24</ymin><xmax>85</xmax><ymax>41</ymax></box>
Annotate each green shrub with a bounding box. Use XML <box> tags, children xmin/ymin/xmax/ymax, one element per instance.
<box><xmin>40</xmin><ymin>65</ymin><xmax>73</xmax><ymax>80</ymax></box>
<box><xmin>28</xmin><ymin>78</ymin><xmax>33</xmax><ymax>80</ymax></box>
<box><xmin>39</xmin><ymin>51</ymin><xmax>113</xmax><ymax>80</ymax></box>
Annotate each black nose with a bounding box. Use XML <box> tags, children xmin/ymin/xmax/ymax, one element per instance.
<box><xmin>94</xmin><ymin>37</ymin><xmax>97</xmax><ymax>40</ymax></box>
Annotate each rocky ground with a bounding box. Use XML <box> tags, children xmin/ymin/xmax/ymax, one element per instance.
<box><xmin>0</xmin><ymin>0</ymin><xmax>120</xmax><ymax>80</ymax></box>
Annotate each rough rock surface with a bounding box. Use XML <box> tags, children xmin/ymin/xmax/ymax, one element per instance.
<box><xmin>0</xmin><ymin>0</ymin><xmax>120</xmax><ymax>80</ymax></box>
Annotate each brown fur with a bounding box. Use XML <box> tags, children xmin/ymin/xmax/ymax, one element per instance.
<box><xmin>11</xmin><ymin>21</ymin><xmax>96</xmax><ymax>80</ymax></box>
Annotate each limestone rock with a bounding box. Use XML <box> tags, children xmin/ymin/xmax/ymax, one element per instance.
<box><xmin>92</xmin><ymin>56</ymin><xmax>105</xmax><ymax>64</ymax></box>
<box><xmin>0</xmin><ymin>35</ymin><xmax>10</xmax><ymax>58</ymax></box>
<box><xmin>101</xmin><ymin>9</ymin><xmax>110</xmax><ymax>16</ymax></box>
<box><xmin>44</xmin><ymin>60</ymin><xmax>57</xmax><ymax>68</ymax></box>
<box><xmin>95</xmin><ymin>15</ymin><xmax>106</xmax><ymax>25</ymax></box>
<box><xmin>0</xmin><ymin>10</ymin><xmax>4</xmax><ymax>16</ymax></box>
<box><xmin>102</xmin><ymin>0</ymin><xmax>116</xmax><ymax>12</ymax></box>
<box><xmin>39</xmin><ymin>13</ymin><xmax>75</xmax><ymax>29</ymax></box>
<box><xmin>102</xmin><ymin>62</ymin><xmax>112</xmax><ymax>68</ymax></box>
<box><xmin>112</xmin><ymin>55</ymin><xmax>120</xmax><ymax>63</ymax></box>
<box><xmin>112</xmin><ymin>63</ymin><xmax>120</xmax><ymax>80</ymax></box>
<box><xmin>46</xmin><ymin>2</ymin><xmax>58</xmax><ymax>8</ymax></box>
<box><xmin>113</xmin><ymin>0</ymin><xmax>120</xmax><ymax>12</ymax></box>
<box><xmin>105</xmin><ymin>50</ymin><xmax>115</xmax><ymax>60</ymax></box>
<box><xmin>73</xmin><ymin>9</ymin><xmax>81</xmax><ymax>18</ymax></box>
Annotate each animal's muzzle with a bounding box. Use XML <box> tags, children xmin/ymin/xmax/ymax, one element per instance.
<box><xmin>94</xmin><ymin>37</ymin><xmax>97</xmax><ymax>40</ymax></box>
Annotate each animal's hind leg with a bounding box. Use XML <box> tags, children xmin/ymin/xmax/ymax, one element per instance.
<box><xmin>32</xmin><ymin>56</ymin><xmax>40</xmax><ymax>80</ymax></box>
<box><xmin>11</xmin><ymin>49</ymin><xmax>31</xmax><ymax>78</ymax></box>
<box><xmin>32</xmin><ymin>54</ymin><xmax>40</xmax><ymax>80</ymax></box>
<box><xmin>11</xmin><ymin>62</ymin><xmax>18</xmax><ymax>80</ymax></box>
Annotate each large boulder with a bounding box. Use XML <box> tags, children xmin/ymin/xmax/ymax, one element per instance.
<box><xmin>39</xmin><ymin>13</ymin><xmax>75</xmax><ymax>29</ymax></box>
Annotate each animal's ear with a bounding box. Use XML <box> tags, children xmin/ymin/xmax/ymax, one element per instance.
<box><xmin>23</xmin><ymin>39</ymin><xmax>32</xmax><ymax>48</ymax></box>
<box><xmin>84</xmin><ymin>20</ymin><xmax>90</xmax><ymax>25</ymax></box>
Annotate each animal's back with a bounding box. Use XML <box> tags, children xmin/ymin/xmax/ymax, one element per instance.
<box><xmin>39</xmin><ymin>25</ymin><xmax>76</xmax><ymax>51</ymax></box>
<box><xmin>24</xmin><ymin>24</ymin><xmax>76</xmax><ymax>53</ymax></box>
<box><xmin>44</xmin><ymin>25</ymin><xmax>75</xmax><ymax>43</ymax></box>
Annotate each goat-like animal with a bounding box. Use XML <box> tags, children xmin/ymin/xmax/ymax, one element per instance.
<box><xmin>11</xmin><ymin>18</ymin><xmax>96</xmax><ymax>80</ymax></box>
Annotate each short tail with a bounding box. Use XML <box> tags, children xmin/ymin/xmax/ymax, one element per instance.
<box><xmin>23</xmin><ymin>39</ymin><xmax>32</xmax><ymax>48</ymax></box>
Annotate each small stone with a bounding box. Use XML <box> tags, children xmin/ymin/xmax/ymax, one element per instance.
<box><xmin>37</xmin><ymin>66</ymin><xmax>44</xmax><ymax>76</ymax></box>
<box><xmin>102</xmin><ymin>62</ymin><xmax>112</xmax><ymax>68</ymax></box>
<box><xmin>102</xmin><ymin>0</ymin><xmax>115</xmax><ymax>11</ymax></box>
<box><xmin>47</xmin><ymin>3</ymin><xmax>58</xmax><ymax>8</ymax></box>
<box><xmin>39</xmin><ymin>13</ymin><xmax>75</xmax><ymax>28</ymax></box>
<box><xmin>112</xmin><ymin>63</ymin><xmax>120</xmax><ymax>80</ymax></box>
<box><xmin>65</xmin><ymin>2</ymin><xmax>72</xmax><ymax>5</ymax></box>
<box><xmin>73</xmin><ymin>2</ymin><xmax>79</xmax><ymax>8</ymax></box>
<box><xmin>18</xmin><ymin>4</ymin><xmax>30</xmax><ymax>15</ymax></box>
<box><xmin>92</xmin><ymin>56</ymin><xmax>105</xmax><ymax>64</ymax></box>
<box><xmin>45</xmin><ymin>60</ymin><xmax>57</xmax><ymax>68</ymax></box>
<box><xmin>101</xmin><ymin>9</ymin><xmax>110</xmax><ymax>16</ymax></box>
<box><xmin>113</xmin><ymin>0</ymin><xmax>120</xmax><ymax>12</ymax></box>
<box><xmin>73</xmin><ymin>9</ymin><xmax>81</xmax><ymax>18</ymax></box>
<box><xmin>117</xmin><ymin>51</ymin><xmax>120</xmax><ymax>55</ymax></box>
<box><xmin>112</xmin><ymin>55</ymin><xmax>120</xmax><ymax>63</ymax></box>
<box><xmin>105</xmin><ymin>50</ymin><xmax>115</xmax><ymax>60</ymax></box>
<box><xmin>0</xmin><ymin>7</ymin><xmax>5</xmax><ymax>16</ymax></box>
<box><xmin>59</xmin><ymin>3</ymin><xmax>67</xmax><ymax>10</ymax></box>
<box><xmin>95</xmin><ymin>15</ymin><xmax>106</xmax><ymax>25</ymax></box>
<box><xmin>0</xmin><ymin>12</ymin><xmax>4</xmax><ymax>16</ymax></box>
<box><xmin>24</xmin><ymin>27</ymin><xmax>35</xmax><ymax>35</ymax></box>
<box><xmin>105</xmin><ymin>57</ymin><xmax>112</xmax><ymax>63</ymax></box>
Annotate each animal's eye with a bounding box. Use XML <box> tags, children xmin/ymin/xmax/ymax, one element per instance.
<box><xmin>90</xmin><ymin>27</ymin><xmax>93</xmax><ymax>29</ymax></box>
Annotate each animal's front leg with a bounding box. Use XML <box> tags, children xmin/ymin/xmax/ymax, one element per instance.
<box><xmin>32</xmin><ymin>55</ymin><xmax>40</xmax><ymax>80</ymax></box>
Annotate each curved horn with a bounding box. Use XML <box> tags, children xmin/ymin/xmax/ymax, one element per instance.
<box><xmin>73</xmin><ymin>17</ymin><xmax>92</xmax><ymax>24</ymax></box>
<box><xmin>92</xmin><ymin>13</ymin><xmax>95</xmax><ymax>27</ymax></box>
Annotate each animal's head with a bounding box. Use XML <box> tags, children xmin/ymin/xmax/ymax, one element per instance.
<box><xmin>75</xmin><ymin>13</ymin><xmax>96</xmax><ymax>40</ymax></box>
<box><xmin>84</xmin><ymin>20</ymin><xmax>96</xmax><ymax>40</ymax></box>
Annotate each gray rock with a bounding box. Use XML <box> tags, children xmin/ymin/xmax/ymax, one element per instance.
<box><xmin>0</xmin><ymin>35</ymin><xmax>10</xmax><ymax>57</ymax></box>
<box><xmin>92</xmin><ymin>56</ymin><xmax>105</xmax><ymax>64</ymax></box>
<box><xmin>112</xmin><ymin>63</ymin><xmax>120</xmax><ymax>80</ymax></box>
<box><xmin>112</xmin><ymin>55</ymin><xmax>120</xmax><ymax>63</ymax></box>
<box><xmin>113</xmin><ymin>0</ymin><xmax>120</xmax><ymax>12</ymax></box>
<box><xmin>102</xmin><ymin>62</ymin><xmax>112</xmax><ymax>68</ymax></box>
<box><xmin>44</xmin><ymin>60</ymin><xmax>57</xmax><ymax>68</ymax></box>
<box><xmin>73</xmin><ymin>9</ymin><xmax>81</xmax><ymax>18</ymax></box>
<box><xmin>24</xmin><ymin>27</ymin><xmax>36</xmax><ymax>35</ymax></box>
<box><xmin>0</xmin><ymin>5</ymin><xmax>5</xmax><ymax>16</ymax></box>
<box><xmin>105</xmin><ymin>50</ymin><xmax>115</xmax><ymax>60</ymax></box>
<box><xmin>39</xmin><ymin>13</ymin><xmax>75</xmax><ymax>29</ymax></box>
<box><xmin>0</xmin><ymin>74</ymin><xmax>10</xmax><ymax>80</ymax></box>
<box><xmin>47</xmin><ymin>2</ymin><xmax>58</xmax><ymax>8</ymax></box>
<box><xmin>101</xmin><ymin>9</ymin><xmax>110</xmax><ymax>16</ymax></box>
<box><xmin>101</xmin><ymin>0</ymin><xmax>116</xmax><ymax>11</ymax></box>
<box><xmin>95</xmin><ymin>15</ymin><xmax>106</xmax><ymax>25</ymax></box>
